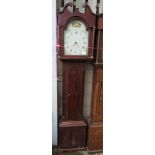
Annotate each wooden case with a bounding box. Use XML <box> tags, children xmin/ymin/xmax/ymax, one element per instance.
<box><xmin>57</xmin><ymin>3</ymin><xmax>96</xmax><ymax>61</ymax></box>
<box><xmin>87</xmin><ymin>14</ymin><xmax>103</xmax><ymax>153</ymax></box>
<box><xmin>59</xmin><ymin>62</ymin><xmax>87</xmax><ymax>151</ymax></box>
<box><xmin>57</xmin><ymin>2</ymin><xmax>98</xmax><ymax>152</ymax></box>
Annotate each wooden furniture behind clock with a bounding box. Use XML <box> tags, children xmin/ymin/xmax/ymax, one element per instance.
<box><xmin>87</xmin><ymin>13</ymin><xmax>103</xmax><ymax>153</ymax></box>
<box><xmin>57</xmin><ymin>3</ymin><xmax>96</xmax><ymax>152</ymax></box>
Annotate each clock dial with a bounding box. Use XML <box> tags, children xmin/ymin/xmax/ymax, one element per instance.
<box><xmin>64</xmin><ymin>20</ymin><xmax>89</xmax><ymax>56</ymax></box>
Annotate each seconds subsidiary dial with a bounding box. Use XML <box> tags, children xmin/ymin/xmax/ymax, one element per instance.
<box><xmin>64</xmin><ymin>20</ymin><xmax>89</xmax><ymax>56</ymax></box>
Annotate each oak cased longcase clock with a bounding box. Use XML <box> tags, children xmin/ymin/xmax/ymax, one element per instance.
<box><xmin>87</xmin><ymin>14</ymin><xmax>103</xmax><ymax>153</ymax></box>
<box><xmin>57</xmin><ymin>3</ymin><xmax>96</xmax><ymax>151</ymax></box>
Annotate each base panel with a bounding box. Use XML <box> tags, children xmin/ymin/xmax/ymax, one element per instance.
<box><xmin>59</xmin><ymin>147</ymin><xmax>87</xmax><ymax>152</ymax></box>
<box><xmin>59</xmin><ymin>120</ymin><xmax>87</xmax><ymax>151</ymax></box>
<box><xmin>87</xmin><ymin>118</ymin><xmax>103</xmax><ymax>153</ymax></box>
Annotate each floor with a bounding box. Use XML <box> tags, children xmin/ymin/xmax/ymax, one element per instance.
<box><xmin>52</xmin><ymin>148</ymin><xmax>103</xmax><ymax>155</ymax></box>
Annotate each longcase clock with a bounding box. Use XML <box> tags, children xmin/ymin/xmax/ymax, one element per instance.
<box><xmin>87</xmin><ymin>13</ymin><xmax>103</xmax><ymax>153</ymax></box>
<box><xmin>57</xmin><ymin>3</ymin><xmax>96</xmax><ymax>152</ymax></box>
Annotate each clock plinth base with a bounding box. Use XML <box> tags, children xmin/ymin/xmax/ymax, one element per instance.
<box><xmin>87</xmin><ymin>117</ymin><xmax>103</xmax><ymax>153</ymax></box>
<box><xmin>59</xmin><ymin>147</ymin><xmax>87</xmax><ymax>153</ymax></box>
<box><xmin>59</xmin><ymin>119</ymin><xmax>87</xmax><ymax>151</ymax></box>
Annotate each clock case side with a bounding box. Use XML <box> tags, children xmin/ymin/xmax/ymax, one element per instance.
<box><xmin>57</xmin><ymin>3</ymin><xmax>96</xmax><ymax>61</ymax></box>
<box><xmin>93</xmin><ymin>14</ymin><xmax>103</xmax><ymax>65</ymax></box>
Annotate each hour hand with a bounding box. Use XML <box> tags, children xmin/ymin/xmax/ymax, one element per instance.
<box><xmin>73</xmin><ymin>42</ymin><xmax>78</xmax><ymax>47</ymax></box>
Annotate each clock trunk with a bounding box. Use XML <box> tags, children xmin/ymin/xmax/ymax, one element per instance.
<box><xmin>63</xmin><ymin>62</ymin><xmax>86</xmax><ymax>121</ymax></box>
<box><xmin>59</xmin><ymin>62</ymin><xmax>87</xmax><ymax>151</ymax></box>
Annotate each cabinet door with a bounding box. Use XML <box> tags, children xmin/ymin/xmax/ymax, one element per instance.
<box><xmin>63</xmin><ymin>62</ymin><xmax>86</xmax><ymax>120</ymax></box>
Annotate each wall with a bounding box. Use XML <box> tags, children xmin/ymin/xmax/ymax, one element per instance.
<box><xmin>52</xmin><ymin>0</ymin><xmax>57</xmax><ymax>146</ymax></box>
